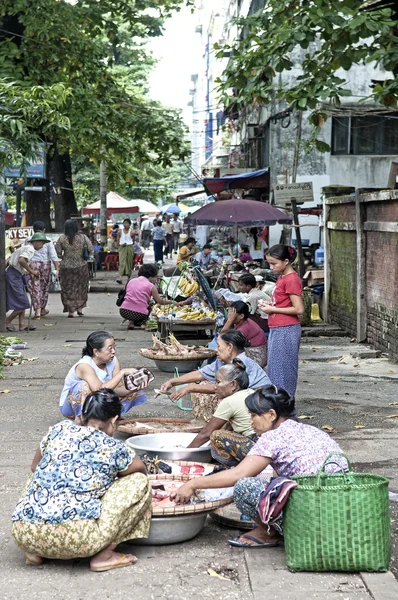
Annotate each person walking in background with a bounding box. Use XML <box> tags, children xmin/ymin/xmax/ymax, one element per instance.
<box><xmin>152</xmin><ymin>220</ymin><xmax>166</xmax><ymax>264</ymax></box>
<box><xmin>162</xmin><ymin>214</ymin><xmax>174</xmax><ymax>259</ymax></box>
<box><xmin>25</xmin><ymin>221</ymin><xmax>60</xmax><ymax>320</ymax></box>
<box><xmin>5</xmin><ymin>233</ymin><xmax>50</xmax><ymax>331</ymax></box>
<box><xmin>246</xmin><ymin>227</ymin><xmax>268</xmax><ymax>264</ymax></box>
<box><xmin>140</xmin><ymin>216</ymin><xmax>152</xmax><ymax>249</ymax></box>
<box><xmin>55</xmin><ymin>219</ymin><xmax>93</xmax><ymax>318</ymax></box>
<box><xmin>171</xmin><ymin>213</ymin><xmax>182</xmax><ymax>253</ymax></box>
<box><xmin>115</xmin><ymin>219</ymin><xmax>134</xmax><ymax>285</ymax></box>
<box><xmin>258</xmin><ymin>245</ymin><xmax>304</xmax><ymax>399</ymax></box>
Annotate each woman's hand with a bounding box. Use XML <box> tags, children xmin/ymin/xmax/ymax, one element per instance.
<box><xmin>226</xmin><ymin>307</ymin><xmax>237</xmax><ymax>321</ymax></box>
<box><xmin>160</xmin><ymin>380</ymin><xmax>174</xmax><ymax>392</ymax></box>
<box><xmin>170</xmin><ymin>481</ymin><xmax>195</xmax><ymax>504</ymax></box>
<box><xmin>170</xmin><ymin>385</ymin><xmax>192</xmax><ymax>401</ymax></box>
<box><xmin>258</xmin><ymin>301</ymin><xmax>274</xmax><ymax>314</ymax></box>
<box><xmin>122</xmin><ymin>368</ymin><xmax>138</xmax><ymax>375</ymax></box>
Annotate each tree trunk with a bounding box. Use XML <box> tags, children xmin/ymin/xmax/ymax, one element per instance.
<box><xmin>25</xmin><ymin>183</ymin><xmax>51</xmax><ymax>229</ymax></box>
<box><xmin>51</xmin><ymin>148</ymin><xmax>78</xmax><ymax>231</ymax></box>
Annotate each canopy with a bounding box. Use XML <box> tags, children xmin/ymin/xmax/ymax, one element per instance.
<box><xmin>203</xmin><ymin>169</ymin><xmax>269</xmax><ymax>195</ymax></box>
<box><xmin>162</xmin><ymin>203</ymin><xmax>181</xmax><ymax>214</ymax></box>
<box><xmin>183</xmin><ymin>199</ymin><xmax>291</xmax><ymax>227</ymax></box>
<box><xmin>82</xmin><ymin>192</ymin><xmax>139</xmax><ymax>215</ymax></box>
<box><xmin>127</xmin><ymin>198</ymin><xmax>160</xmax><ymax>215</ymax></box>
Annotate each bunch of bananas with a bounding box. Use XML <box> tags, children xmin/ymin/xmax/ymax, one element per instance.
<box><xmin>175</xmin><ymin>306</ymin><xmax>217</xmax><ymax>321</ymax></box>
<box><xmin>178</xmin><ymin>277</ymin><xmax>199</xmax><ymax>297</ymax></box>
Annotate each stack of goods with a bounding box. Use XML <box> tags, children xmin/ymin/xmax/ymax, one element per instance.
<box><xmin>140</xmin><ymin>334</ymin><xmax>216</xmax><ymax>361</ymax></box>
<box><xmin>151</xmin><ymin>303</ymin><xmax>216</xmax><ymax>321</ymax></box>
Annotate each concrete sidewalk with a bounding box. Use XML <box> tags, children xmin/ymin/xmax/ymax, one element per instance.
<box><xmin>0</xmin><ymin>284</ymin><xmax>397</xmax><ymax>599</ymax></box>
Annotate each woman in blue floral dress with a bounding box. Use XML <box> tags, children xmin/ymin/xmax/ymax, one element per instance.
<box><xmin>12</xmin><ymin>389</ymin><xmax>152</xmax><ymax>572</ymax></box>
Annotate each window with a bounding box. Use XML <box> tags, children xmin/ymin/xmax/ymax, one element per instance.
<box><xmin>331</xmin><ymin>114</ymin><xmax>398</xmax><ymax>155</ymax></box>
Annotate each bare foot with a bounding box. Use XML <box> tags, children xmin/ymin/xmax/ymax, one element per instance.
<box><xmin>25</xmin><ymin>552</ymin><xmax>44</xmax><ymax>565</ymax></box>
<box><xmin>90</xmin><ymin>549</ymin><xmax>137</xmax><ymax>572</ymax></box>
<box><xmin>140</xmin><ymin>324</ymin><xmax>146</xmax><ymax>329</ymax></box>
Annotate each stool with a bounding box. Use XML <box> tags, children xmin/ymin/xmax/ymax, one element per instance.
<box><xmin>104</xmin><ymin>254</ymin><xmax>119</xmax><ymax>271</ymax></box>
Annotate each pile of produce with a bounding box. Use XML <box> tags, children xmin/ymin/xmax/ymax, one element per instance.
<box><xmin>151</xmin><ymin>304</ymin><xmax>216</xmax><ymax>321</ymax></box>
<box><xmin>177</xmin><ymin>275</ymin><xmax>199</xmax><ymax>297</ymax></box>
<box><xmin>140</xmin><ymin>334</ymin><xmax>216</xmax><ymax>361</ymax></box>
<box><xmin>145</xmin><ymin>318</ymin><xmax>158</xmax><ymax>332</ymax></box>
<box><xmin>0</xmin><ymin>336</ymin><xmax>25</xmax><ymax>379</ymax></box>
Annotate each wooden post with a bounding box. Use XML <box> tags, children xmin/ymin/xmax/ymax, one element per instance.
<box><xmin>355</xmin><ymin>193</ymin><xmax>367</xmax><ymax>341</ymax></box>
<box><xmin>291</xmin><ymin>199</ymin><xmax>305</xmax><ymax>279</ymax></box>
<box><xmin>99</xmin><ymin>160</ymin><xmax>107</xmax><ymax>249</ymax></box>
<box><xmin>0</xmin><ymin>183</ymin><xmax>6</xmax><ymax>332</ymax></box>
<box><xmin>323</xmin><ymin>201</ymin><xmax>330</xmax><ymax>322</ymax></box>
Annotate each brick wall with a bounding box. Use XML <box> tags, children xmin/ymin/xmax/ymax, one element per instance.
<box><xmin>326</xmin><ymin>191</ymin><xmax>398</xmax><ymax>359</ymax></box>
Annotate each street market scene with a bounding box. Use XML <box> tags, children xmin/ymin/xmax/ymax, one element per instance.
<box><xmin>0</xmin><ymin>1</ymin><xmax>398</xmax><ymax>599</ymax></box>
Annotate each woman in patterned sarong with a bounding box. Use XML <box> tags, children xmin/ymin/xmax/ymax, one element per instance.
<box><xmin>12</xmin><ymin>389</ymin><xmax>152</xmax><ymax>572</ymax></box>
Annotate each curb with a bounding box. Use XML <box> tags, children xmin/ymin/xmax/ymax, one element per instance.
<box><xmin>361</xmin><ymin>571</ymin><xmax>398</xmax><ymax>599</ymax></box>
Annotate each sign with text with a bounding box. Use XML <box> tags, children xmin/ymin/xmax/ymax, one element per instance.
<box><xmin>273</xmin><ymin>182</ymin><xmax>314</xmax><ymax>205</ymax></box>
<box><xmin>6</xmin><ymin>227</ymin><xmax>34</xmax><ymax>240</ymax></box>
<box><xmin>4</xmin><ymin>147</ymin><xmax>46</xmax><ymax>179</ymax></box>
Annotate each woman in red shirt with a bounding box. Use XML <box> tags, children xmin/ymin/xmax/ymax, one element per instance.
<box><xmin>258</xmin><ymin>245</ymin><xmax>304</xmax><ymax>398</ymax></box>
<box><xmin>221</xmin><ymin>301</ymin><xmax>267</xmax><ymax>367</ymax></box>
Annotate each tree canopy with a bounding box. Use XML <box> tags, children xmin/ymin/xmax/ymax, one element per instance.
<box><xmin>215</xmin><ymin>0</ymin><xmax>397</xmax><ymax>147</ymax></box>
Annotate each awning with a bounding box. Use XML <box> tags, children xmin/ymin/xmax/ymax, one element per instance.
<box><xmin>203</xmin><ymin>169</ymin><xmax>270</xmax><ymax>195</ymax></box>
<box><xmin>175</xmin><ymin>188</ymin><xmax>207</xmax><ymax>201</ymax></box>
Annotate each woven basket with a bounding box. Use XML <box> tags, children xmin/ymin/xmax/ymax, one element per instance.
<box><xmin>284</xmin><ymin>452</ymin><xmax>391</xmax><ymax>572</ymax></box>
<box><xmin>117</xmin><ymin>417</ymin><xmax>205</xmax><ymax>435</ymax></box>
<box><xmin>139</xmin><ymin>349</ymin><xmax>216</xmax><ymax>361</ymax></box>
<box><xmin>150</xmin><ymin>473</ymin><xmax>233</xmax><ymax>516</ymax></box>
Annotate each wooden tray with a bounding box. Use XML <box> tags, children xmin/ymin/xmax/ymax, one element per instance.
<box><xmin>117</xmin><ymin>417</ymin><xmax>205</xmax><ymax>435</ymax></box>
<box><xmin>149</xmin><ymin>473</ymin><xmax>233</xmax><ymax>516</ymax></box>
<box><xmin>156</xmin><ymin>317</ymin><xmax>216</xmax><ymax>326</ymax></box>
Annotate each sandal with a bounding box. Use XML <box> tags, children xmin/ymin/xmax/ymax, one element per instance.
<box><xmin>6</xmin><ymin>325</ymin><xmax>17</xmax><ymax>332</ymax></box>
<box><xmin>77</xmin><ymin>311</ymin><xmax>84</xmax><ymax>316</ymax></box>
<box><xmin>32</xmin><ymin>316</ymin><xmax>41</xmax><ymax>321</ymax></box>
<box><xmin>41</xmin><ymin>310</ymin><xmax>49</xmax><ymax>316</ymax></box>
<box><xmin>19</xmin><ymin>326</ymin><xmax>36</xmax><ymax>331</ymax></box>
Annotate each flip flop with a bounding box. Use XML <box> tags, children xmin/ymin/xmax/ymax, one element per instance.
<box><xmin>6</xmin><ymin>325</ymin><xmax>17</xmax><ymax>332</ymax></box>
<box><xmin>25</xmin><ymin>555</ymin><xmax>44</xmax><ymax>566</ymax></box>
<box><xmin>228</xmin><ymin>535</ymin><xmax>281</xmax><ymax>548</ymax></box>
<box><xmin>32</xmin><ymin>316</ymin><xmax>41</xmax><ymax>321</ymax></box>
<box><xmin>90</xmin><ymin>554</ymin><xmax>137</xmax><ymax>573</ymax></box>
<box><xmin>41</xmin><ymin>310</ymin><xmax>49</xmax><ymax>316</ymax></box>
<box><xmin>19</xmin><ymin>326</ymin><xmax>36</xmax><ymax>332</ymax></box>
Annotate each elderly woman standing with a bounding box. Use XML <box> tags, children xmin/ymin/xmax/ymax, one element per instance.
<box><xmin>12</xmin><ymin>389</ymin><xmax>151</xmax><ymax>571</ymax></box>
<box><xmin>55</xmin><ymin>220</ymin><xmax>93</xmax><ymax>318</ymax></box>
<box><xmin>187</xmin><ymin>360</ymin><xmax>258</xmax><ymax>467</ymax></box>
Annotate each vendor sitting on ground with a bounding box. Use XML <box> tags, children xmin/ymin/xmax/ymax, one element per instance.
<box><xmin>238</xmin><ymin>244</ymin><xmax>253</xmax><ymax>263</ymax></box>
<box><xmin>159</xmin><ymin>330</ymin><xmax>271</xmax><ymax>422</ymax></box>
<box><xmin>119</xmin><ymin>263</ymin><xmax>173</xmax><ymax>330</ymax></box>
<box><xmin>59</xmin><ymin>330</ymin><xmax>148</xmax><ymax>420</ymax></box>
<box><xmin>170</xmin><ymin>385</ymin><xmax>347</xmax><ymax>548</ymax></box>
<box><xmin>12</xmin><ymin>389</ymin><xmax>151</xmax><ymax>571</ymax></box>
<box><xmin>176</xmin><ymin>237</ymin><xmax>197</xmax><ymax>264</ymax></box>
<box><xmin>237</xmin><ymin>273</ymin><xmax>275</xmax><ymax>332</ymax></box>
<box><xmin>187</xmin><ymin>360</ymin><xmax>258</xmax><ymax>467</ymax></box>
<box><xmin>221</xmin><ymin>301</ymin><xmax>267</xmax><ymax>368</ymax></box>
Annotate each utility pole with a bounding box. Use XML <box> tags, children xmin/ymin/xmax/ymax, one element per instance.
<box><xmin>0</xmin><ymin>180</ymin><xmax>6</xmax><ymax>332</ymax></box>
<box><xmin>291</xmin><ymin>111</ymin><xmax>305</xmax><ymax>279</ymax></box>
<box><xmin>99</xmin><ymin>160</ymin><xmax>107</xmax><ymax>248</ymax></box>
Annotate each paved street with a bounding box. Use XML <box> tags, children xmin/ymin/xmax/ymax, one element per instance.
<box><xmin>1</xmin><ymin>276</ymin><xmax>398</xmax><ymax>599</ymax></box>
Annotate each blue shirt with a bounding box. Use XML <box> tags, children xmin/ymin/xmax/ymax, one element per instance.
<box><xmin>194</xmin><ymin>251</ymin><xmax>211</xmax><ymax>268</ymax></box>
<box><xmin>12</xmin><ymin>421</ymin><xmax>135</xmax><ymax>524</ymax></box>
<box><xmin>199</xmin><ymin>352</ymin><xmax>270</xmax><ymax>388</ymax></box>
<box><xmin>152</xmin><ymin>226</ymin><xmax>166</xmax><ymax>241</ymax></box>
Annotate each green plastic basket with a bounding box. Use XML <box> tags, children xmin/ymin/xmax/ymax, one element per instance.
<box><xmin>283</xmin><ymin>452</ymin><xmax>391</xmax><ymax>572</ymax></box>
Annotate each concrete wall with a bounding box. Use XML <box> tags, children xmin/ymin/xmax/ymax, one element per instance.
<box><xmin>325</xmin><ymin>191</ymin><xmax>398</xmax><ymax>359</ymax></box>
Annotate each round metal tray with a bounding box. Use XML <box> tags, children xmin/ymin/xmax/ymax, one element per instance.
<box><xmin>154</xmin><ymin>358</ymin><xmax>203</xmax><ymax>373</ymax></box>
<box><xmin>128</xmin><ymin>513</ymin><xmax>207</xmax><ymax>546</ymax></box>
<box><xmin>126</xmin><ymin>432</ymin><xmax>212</xmax><ymax>463</ymax></box>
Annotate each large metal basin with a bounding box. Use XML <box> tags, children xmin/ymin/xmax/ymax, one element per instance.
<box><xmin>154</xmin><ymin>358</ymin><xmax>203</xmax><ymax>373</ymax></box>
<box><xmin>126</xmin><ymin>432</ymin><xmax>212</xmax><ymax>462</ymax></box>
<box><xmin>128</xmin><ymin>513</ymin><xmax>207</xmax><ymax>545</ymax></box>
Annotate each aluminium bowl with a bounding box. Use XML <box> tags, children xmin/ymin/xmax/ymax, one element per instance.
<box><xmin>128</xmin><ymin>513</ymin><xmax>208</xmax><ymax>546</ymax></box>
<box><xmin>126</xmin><ymin>432</ymin><xmax>212</xmax><ymax>463</ymax></box>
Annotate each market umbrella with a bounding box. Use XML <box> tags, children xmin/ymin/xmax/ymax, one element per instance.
<box><xmin>162</xmin><ymin>203</ymin><xmax>181</xmax><ymax>214</ymax></box>
<box><xmin>183</xmin><ymin>199</ymin><xmax>291</xmax><ymax>226</ymax></box>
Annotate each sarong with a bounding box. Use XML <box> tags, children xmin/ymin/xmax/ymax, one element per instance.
<box><xmin>27</xmin><ymin>261</ymin><xmax>52</xmax><ymax>312</ymax></box>
<box><xmin>12</xmin><ymin>473</ymin><xmax>152</xmax><ymax>559</ymax></box>
<box><xmin>267</xmin><ymin>324</ymin><xmax>301</xmax><ymax>398</ymax></box>
<box><xmin>118</xmin><ymin>245</ymin><xmax>134</xmax><ymax>277</ymax></box>
<box><xmin>245</xmin><ymin>344</ymin><xmax>267</xmax><ymax>368</ymax></box>
<box><xmin>6</xmin><ymin>266</ymin><xmax>30</xmax><ymax>311</ymax></box>
<box><xmin>59</xmin><ymin>264</ymin><xmax>89</xmax><ymax>313</ymax></box>
<box><xmin>60</xmin><ymin>381</ymin><xmax>147</xmax><ymax>418</ymax></box>
<box><xmin>210</xmin><ymin>430</ymin><xmax>258</xmax><ymax>467</ymax></box>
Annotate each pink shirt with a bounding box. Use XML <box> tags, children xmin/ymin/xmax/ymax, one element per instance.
<box><xmin>236</xmin><ymin>319</ymin><xmax>266</xmax><ymax>347</ymax></box>
<box><xmin>121</xmin><ymin>276</ymin><xmax>154</xmax><ymax>314</ymax></box>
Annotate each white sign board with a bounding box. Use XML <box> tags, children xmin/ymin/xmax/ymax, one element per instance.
<box><xmin>273</xmin><ymin>182</ymin><xmax>314</xmax><ymax>205</ymax></box>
